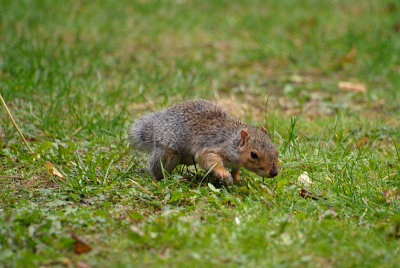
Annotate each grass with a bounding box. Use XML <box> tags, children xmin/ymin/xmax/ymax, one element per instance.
<box><xmin>1</xmin><ymin>0</ymin><xmax>400</xmax><ymax>267</ymax></box>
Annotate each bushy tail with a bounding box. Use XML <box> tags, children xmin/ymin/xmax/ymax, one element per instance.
<box><xmin>129</xmin><ymin>112</ymin><xmax>157</xmax><ymax>152</ymax></box>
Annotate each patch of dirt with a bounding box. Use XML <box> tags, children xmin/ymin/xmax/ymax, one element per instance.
<box><xmin>1</xmin><ymin>171</ymin><xmax>59</xmax><ymax>190</ymax></box>
<box><xmin>215</xmin><ymin>94</ymin><xmax>264</xmax><ymax>122</ymax></box>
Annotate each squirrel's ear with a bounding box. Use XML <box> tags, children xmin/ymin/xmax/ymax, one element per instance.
<box><xmin>239</xmin><ymin>130</ymin><xmax>249</xmax><ymax>146</ymax></box>
<box><xmin>261</xmin><ymin>126</ymin><xmax>268</xmax><ymax>134</ymax></box>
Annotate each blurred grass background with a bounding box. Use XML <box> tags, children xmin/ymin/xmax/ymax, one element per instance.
<box><xmin>1</xmin><ymin>0</ymin><xmax>400</xmax><ymax>267</ymax></box>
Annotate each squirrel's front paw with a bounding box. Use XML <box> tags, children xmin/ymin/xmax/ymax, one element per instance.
<box><xmin>215</xmin><ymin>171</ymin><xmax>233</xmax><ymax>185</ymax></box>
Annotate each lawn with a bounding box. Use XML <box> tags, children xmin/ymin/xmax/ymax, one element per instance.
<box><xmin>1</xmin><ymin>0</ymin><xmax>400</xmax><ymax>267</ymax></box>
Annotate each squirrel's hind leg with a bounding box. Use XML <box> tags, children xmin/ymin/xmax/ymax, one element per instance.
<box><xmin>148</xmin><ymin>148</ymin><xmax>180</xmax><ymax>180</ymax></box>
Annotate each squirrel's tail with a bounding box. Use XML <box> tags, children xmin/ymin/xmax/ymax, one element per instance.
<box><xmin>129</xmin><ymin>112</ymin><xmax>157</xmax><ymax>152</ymax></box>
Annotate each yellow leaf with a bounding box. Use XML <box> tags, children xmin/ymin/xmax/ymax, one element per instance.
<box><xmin>338</xmin><ymin>81</ymin><xmax>366</xmax><ymax>93</ymax></box>
<box><xmin>46</xmin><ymin>161</ymin><xmax>64</xmax><ymax>179</ymax></box>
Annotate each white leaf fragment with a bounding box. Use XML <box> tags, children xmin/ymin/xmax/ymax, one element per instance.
<box><xmin>297</xmin><ymin>172</ymin><xmax>312</xmax><ymax>186</ymax></box>
<box><xmin>130</xmin><ymin>225</ymin><xmax>144</xmax><ymax>236</ymax></box>
<box><xmin>235</xmin><ymin>216</ymin><xmax>241</xmax><ymax>225</ymax></box>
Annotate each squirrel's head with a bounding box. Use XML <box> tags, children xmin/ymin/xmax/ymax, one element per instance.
<box><xmin>237</xmin><ymin>126</ymin><xmax>279</xmax><ymax>178</ymax></box>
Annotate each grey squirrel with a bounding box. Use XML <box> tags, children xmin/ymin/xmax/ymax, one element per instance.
<box><xmin>129</xmin><ymin>99</ymin><xmax>278</xmax><ymax>184</ymax></box>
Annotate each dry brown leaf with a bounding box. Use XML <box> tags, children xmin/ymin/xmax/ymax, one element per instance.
<box><xmin>46</xmin><ymin>161</ymin><xmax>64</xmax><ymax>179</ymax></box>
<box><xmin>299</xmin><ymin>188</ymin><xmax>327</xmax><ymax>201</ymax></box>
<box><xmin>357</xmin><ymin>137</ymin><xmax>369</xmax><ymax>149</ymax></box>
<box><xmin>339</xmin><ymin>46</ymin><xmax>357</xmax><ymax>63</ymax></box>
<box><xmin>338</xmin><ymin>81</ymin><xmax>366</xmax><ymax>93</ymax></box>
<box><xmin>383</xmin><ymin>188</ymin><xmax>400</xmax><ymax>203</ymax></box>
<box><xmin>71</xmin><ymin>234</ymin><xmax>92</xmax><ymax>254</ymax></box>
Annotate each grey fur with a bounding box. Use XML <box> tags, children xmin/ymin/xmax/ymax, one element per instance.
<box><xmin>130</xmin><ymin>100</ymin><xmax>242</xmax><ymax>155</ymax></box>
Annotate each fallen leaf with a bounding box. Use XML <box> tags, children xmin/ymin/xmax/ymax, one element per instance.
<box><xmin>46</xmin><ymin>161</ymin><xmax>64</xmax><ymax>179</ymax></box>
<box><xmin>235</xmin><ymin>217</ymin><xmax>241</xmax><ymax>225</ymax></box>
<box><xmin>332</xmin><ymin>46</ymin><xmax>357</xmax><ymax>69</ymax></box>
<box><xmin>71</xmin><ymin>234</ymin><xmax>92</xmax><ymax>254</ymax></box>
<box><xmin>289</xmin><ymin>74</ymin><xmax>307</xmax><ymax>84</ymax></box>
<box><xmin>338</xmin><ymin>81</ymin><xmax>366</xmax><ymax>93</ymax></box>
<box><xmin>76</xmin><ymin>261</ymin><xmax>92</xmax><ymax>268</ymax></box>
<box><xmin>299</xmin><ymin>188</ymin><xmax>327</xmax><ymax>201</ymax></box>
<box><xmin>299</xmin><ymin>17</ymin><xmax>316</xmax><ymax>27</ymax></box>
<box><xmin>383</xmin><ymin>188</ymin><xmax>400</xmax><ymax>203</ymax></box>
<box><xmin>339</xmin><ymin>46</ymin><xmax>357</xmax><ymax>64</ymax></box>
<box><xmin>130</xmin><ymin>225</ymin><xmax>144</xmax><ymax>236</ymax></box>
<box><xmin>386</xmin><ymin>2</ymin><xmax>398</xmax><ymax>13</ymax></box>
<box><xmin>393</xmin><ymin>23</ymin><xmax>400</xmax><ymax>33</ymax></box>
<box><xmin>297</xmin><ymin>172</ymin><xmax>312</xmax><ymax>186</ymax></box>
<box><xmin>58</xmin><ymin>258</ymin><xmax>73</xmax><ymax>266</ymax></box>
<box><xmin>318</xmin><ymin>208</ymin><xmax>338</xmax><ymax>220</ymax></box>
<box><xmin>357</xmin><ymin>137</ymin><xmax>369</xmax><ymax>149</ymax></box>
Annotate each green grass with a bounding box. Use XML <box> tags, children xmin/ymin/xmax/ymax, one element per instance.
<box><xmin>1</xmin><ymin>0</ymin><xmax>400</xmax><ymax>267</ymax></box>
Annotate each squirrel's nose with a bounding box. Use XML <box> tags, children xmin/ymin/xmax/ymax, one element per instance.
<box><xmin>269</xmin><ymin>167</ymin><xmax>278</xmax><ymax>178</ymax></box>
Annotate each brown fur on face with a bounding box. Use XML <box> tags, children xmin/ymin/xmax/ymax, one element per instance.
<box><xmin>237</xmin><ymin>128</ymin><xmax>279</xmax><ymax>178</ymax></box>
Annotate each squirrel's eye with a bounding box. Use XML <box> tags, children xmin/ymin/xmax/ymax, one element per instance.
<box><xmin>250</xmin><ymin>151</ymin><xmax>258</xmax><ymax>159</ymax></box>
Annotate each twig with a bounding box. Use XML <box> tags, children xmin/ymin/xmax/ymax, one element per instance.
<box><xmin>0</xmin><ymin>94</ymin><xmax>35</xmax><ymax>155</ymax></box>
